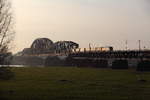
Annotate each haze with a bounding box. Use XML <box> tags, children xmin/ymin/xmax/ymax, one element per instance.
<box><xmin>12</xmin><ymin>0</ymin><xmax>150</xmax><ymax>53</ymax></box>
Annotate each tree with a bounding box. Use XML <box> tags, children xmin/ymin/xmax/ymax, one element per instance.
<box><xmin>0</xmin><ymin>0</ymin><xmax>14</xmax><ymax>53</ymax></box>
<box><xmin>0</xmin><ymin>0</ymin><xmax>14</xmax><ymax>80</ymax></box>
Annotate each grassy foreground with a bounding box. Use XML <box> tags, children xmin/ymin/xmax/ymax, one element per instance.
<box><xmin>0</xmin><ymin>67</ymin><xmax>150</xmax><ymax>100</ymax></box>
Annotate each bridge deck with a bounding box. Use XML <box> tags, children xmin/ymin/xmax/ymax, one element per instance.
<box><xmin>69</xmin><ymin>50</ymin><xmax>150</xmax><ymax>59</ymax></box>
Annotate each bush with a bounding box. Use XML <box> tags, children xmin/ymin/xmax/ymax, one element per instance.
<box><xmin>93</xmin><ymin>60</ymin><xmax>108</xmax><ymax>68</ymax></box>
<box><xmin>137</xmin><ymin>61</ymin><xmax>150</xmax><ymax>72</ymax></box>
<box><xmin>112</xmin><ymin>60</ymin><xmax>128</xmax><ymax>69</ymax></box>
<box><xmin>45</xmin><ymin>56</ymin><xmax>65</xmax><ymax>66</ymax></box>
<box><xmin>65</xmin><ymin>56</ymin><xmax>74</xmax><ymax>66</ymax></box>
<box><xmin>0</xmin><ymin>67</ymin><xmax>14</xmax><ymax>80</ymax></box>
<box><xmin>73</xmin><ymin>59</ymin><xmax>93</xmax><ymax>67</ymax></box>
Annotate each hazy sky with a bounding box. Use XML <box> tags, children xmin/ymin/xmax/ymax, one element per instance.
<box><xmin>12</xmin><ymin>0</ymin><xmax>150</xmax><ymax>52</ymax></box>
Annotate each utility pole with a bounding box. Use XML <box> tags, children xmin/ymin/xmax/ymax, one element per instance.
<box><xmin>138</xmin><ymin>40</ymin><xmax>141</xmax><ymax>51</ymax></box>
<box><xmin>89</xmin><ymin>43</ymin><xmax>91</xmax><ymax>51</ymax></box>
<box><xmin>125</xmin><ymin>40</ymin><xmax>128</xmax><ymax>51</ymax></box>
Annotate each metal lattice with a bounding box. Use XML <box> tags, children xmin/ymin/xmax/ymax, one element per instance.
<box><xmin>31</xmin><ymin>38</ymin><xmax>53</xmax><ymax>50</ymax></box>
<box><xmin>30</xmin><ymin>38</ymin><xmax>54</xmax><ymax>54</ymax></box>
<box><xmin>54</xmin><ymin>41</ymin><xmax>79</xmax><ymax>53</ymax></box>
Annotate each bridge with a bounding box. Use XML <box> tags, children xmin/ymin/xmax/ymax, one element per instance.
<box><xmin>70</xmin><ymin>50</ymin><xmax>150</xmax><ymax>59</ymax></box>
<box><xmin>68</xmin><ymin>50</ymin><xmax>150</xmax><ymax>69</ymax></box>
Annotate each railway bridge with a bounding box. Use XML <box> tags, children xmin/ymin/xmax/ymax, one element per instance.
<box><xmin>68</xmin><ymin>50</ymin><xmax>150</xmax><ymax>69</ymax></box>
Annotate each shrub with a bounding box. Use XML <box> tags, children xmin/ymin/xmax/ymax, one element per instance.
<box><xmin>112</xmin><ymin>60</ymin><xmax>128</xmax><ymax>69</ymax></box>
<box><xmin>93</xmin><ymin>60</ymin><xmax>108</xmax><ymax>68</ymax></box>
<box><xmin>45</xmin><ymin>56</ymin><xmax>65</xmax><ymax>66</ymax></box>
<box><xmin>65</xmin><ymin>56</ymin><xmax>74</xmax><ymax>66</ymax></box>
<box><xmin>137</xmin><ymin>60</ymin><xmax>150</xmax><ymax>72</ymax></box>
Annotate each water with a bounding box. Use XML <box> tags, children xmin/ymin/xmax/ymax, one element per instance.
<box><xmin>0</xmin><ymin>65</ymin><xmax>27</xmax><ymax>67</ymax></box>
<box><xmin>0</xmin><ymin>65</ymin><xmax>45</xmax><ymax>67</ymax></box>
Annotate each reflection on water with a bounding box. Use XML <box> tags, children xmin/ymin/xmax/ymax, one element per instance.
<box><xmin>0</xmin><ymin>65</ymin><xmax>45</xmax><ymax>67</ymax></box>
<box><xmin>0</xmin><ymin>65</ymin><xmax>26</xmax><ymax>67</ymax></box>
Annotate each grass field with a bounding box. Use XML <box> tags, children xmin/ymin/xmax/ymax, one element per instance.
<box><xmin>0</xmin><ymin>67</ymin><xmax>150</xmax><ymax>100</ymax></box>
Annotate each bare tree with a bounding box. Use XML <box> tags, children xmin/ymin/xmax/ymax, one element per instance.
<box><xmin>0</xmin><ymin>0</ymin><xmax>14</xmax><ymax>53</ymax></box>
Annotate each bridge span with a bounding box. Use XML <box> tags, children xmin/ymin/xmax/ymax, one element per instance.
<box><xmin>68</xmin><ymin>50</ymin><xmax>150</xmax><ymax>68</ymax></box>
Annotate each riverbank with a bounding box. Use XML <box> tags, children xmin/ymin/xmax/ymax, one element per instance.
<box><xmin>0</xmin><ymin>67</ymin><xmax>150</xmax><ymax>100</ymax></box>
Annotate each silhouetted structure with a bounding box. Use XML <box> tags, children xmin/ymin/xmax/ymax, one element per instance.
<box><xmin>54</xmin><ymin>41</ymin><xmax>79</xmax><ymax>54</ymax></box>
<box><xmin>20</xmin><ymin>38</ymin><xmax>79</xmax><ymax>55</ymax></box>
<box><xmin>13</xmin><ymin>37</ymin><xmax>150</xmax><ymax>69</ymax></box>
<box><xmin>68</xmin><ymin>50</ymin><xmax>150</xmax><ymax>69</ymax></box>
<box><xmin>31</xmin><ymin>38</ymin><xmax>54</xmax><ymax>54</ymax></box>
<box><xmin>70</xmin><ymin>50</ymin><xmax>150</xmax><ymax>59</ymax></box>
